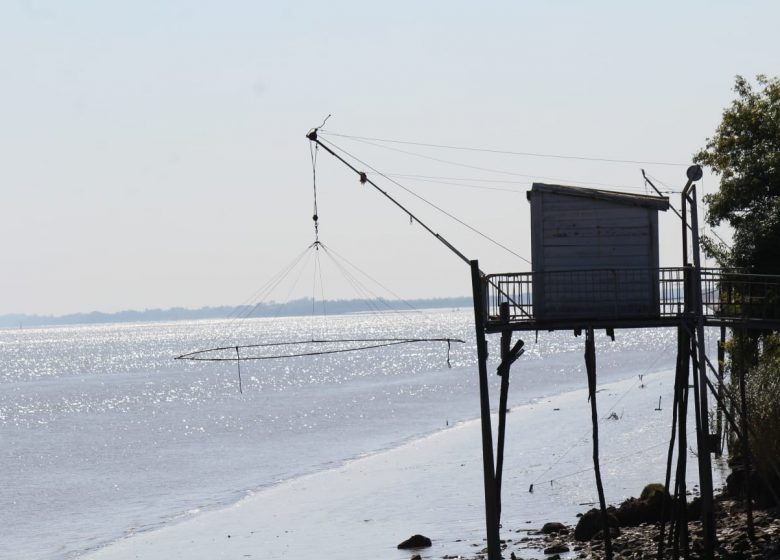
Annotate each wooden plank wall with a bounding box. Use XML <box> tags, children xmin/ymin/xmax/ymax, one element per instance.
<box><xmin>532</xmin><ymin>190</ymin><xmax>660</xmax><ymax>320</ymax></box>
<box><xmin>541</xmin><ymin>193</ymin><xmax>652</xmax><ymax>270</ymax></box>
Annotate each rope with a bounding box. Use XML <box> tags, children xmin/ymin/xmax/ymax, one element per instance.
<box><xmin>531</xmin><ymin>441</ymin><xmax>669</xmax><ymax>490</ymax></box>
<box><xmin>319</xmin><ymin>131</ymin><xmax>689</xmax><ymax>167</ymax></box>
<box><xmin>312</xmin><ymin>248</ymin><xmax>327</xmax><ymax>339</ymax></box>
<box><xmin>319</xmin><ymin>243</ymin><xmax>423</xmax><ymax>315</ymax></box>
<box><xmin>319</xmin><ymin>137</ymin><xmax>532</xmax><ymax>266</ymax></box>
<box><xmin>379</xmin><ymin>174</ymin><xmax>525</xmax><ymax>194</ymax></box>
<box><xmin>326</xmin><ymin>134</ymin><xmax>641</xmax><ymax>193</ymax></box>
<box><xmin>269</xmin><ymin>246</ymin><xmax>316</xmax><ymax>321</ymax></box>
<box><xmin>530</xmin><ymin>357</ymin><xmax>669</xmax><ymax>489</ymax></box>
<box><xmin>182</xmin><ymin>238</ymin><xmax>466</xmax><ymax>368</ymax></box>
<box><xmin>212</xmin><ymin>243</ymin><xmax>315</xmax><ymax>350</ymax></box>
<box><xmin>309</xmin><ymin>114</ymin><xmax>332</xmax><ymax>245</ymax></box>
<box><xmin>324</xmin><ymin>252</ymin><xmax>388</xmax><ymax>315</ymax></box>
<box><xmin>383</xmin><ymin>173</ymin><xmax>663</xmax><ymax>193</ymax></box>
<box><xmin>310</xmin><ymin>141</ymin><xmax>320</xmax><ymax>242</ymax></box>
<box><xmin>528</xmin><ymin>328</ymin><xmax>720</xmax><ymax>492</ymax></box>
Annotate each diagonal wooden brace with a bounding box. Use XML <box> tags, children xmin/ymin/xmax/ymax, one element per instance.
<box><xmin>496</xmin><ymin>339</ymin><xmax>525</xmax><ymax>377</ymax></box>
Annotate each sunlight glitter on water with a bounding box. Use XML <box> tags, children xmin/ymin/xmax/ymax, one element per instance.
<box><xmin>0</xmin><ymin>310</ymin><xmax>698</xmax><ymax>559</ymax></box>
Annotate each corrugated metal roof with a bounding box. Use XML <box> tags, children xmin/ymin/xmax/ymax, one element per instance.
<box><xmin>527</xmin><ymin>183</ymin><xmax>670</xmax><ymax>211</ymax></box>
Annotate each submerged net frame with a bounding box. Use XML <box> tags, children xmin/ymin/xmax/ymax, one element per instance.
<box><xmin>176</xmin><ymin>337</ymin><xmax>464</xmax><ymax>362</ymax></box>
<box><xmin>177</xmin><ymin>133</ymin><xmax>470</xmax><ymax>389</ymax></box>
<box><xmin>175</xmin><ymin>238</ymin><xmax>466</xmax><ymax>395</ymax></box>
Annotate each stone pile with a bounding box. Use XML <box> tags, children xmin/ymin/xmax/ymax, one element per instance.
<box><xmin>441</xmin><ymin>497</ymin><xmax>779</xmax><ymax>560</ymax></box>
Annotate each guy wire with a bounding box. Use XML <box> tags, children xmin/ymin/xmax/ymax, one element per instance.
<box><xmin>328</xmin><ymin>134</ymin><xmax>640</xmax><ymax>193</ymax></box>
<box><xmin>320</xmin><ymin>242</ymin><xmax>423</xmax><ymax>315</ymax></box>
<box><xmin>319</xmin><ymin>137</ymin><xmax>531</xmax><ymax>266</ymax></box>
<box><xmin>319</xmin><ymin>130</ymin><xmax>689</xmax><ymax>167</ymax></box>
<box><xmin>530</xmin><ymin>353</ymin><xmax>670</xmax><ymax>489</ymax></box>
<box><xmin>534</xmin><ymin>441</ymin><xmax>670</xmax><ymax>490</ymax></box>
<box><xmin>212</xmin><ymin>243</ymin><xmax>315</xmax><ymax>350</ymax></box>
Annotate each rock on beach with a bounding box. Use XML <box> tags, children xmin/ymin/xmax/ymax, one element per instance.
<box><xmin>397</xmin><ymin>534</ymin><xmax>432</xmax><ymax>549</ymax></box>
<box><xmin>540</xmin><ymin>521</ymin><xmax>568</xmax><ymax>535</ymax></box>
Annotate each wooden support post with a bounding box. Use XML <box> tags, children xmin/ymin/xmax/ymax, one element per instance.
<box><xmin>585</xmin><ymin>327</ymin><xmax>613</xmax><ymax>560</ymax></box>
<box><xmin>658</xmin><ymin>338</ymin><xmax>683</xmax><ymax>560</ymax></box>
<box><xmin>715</xmin><ymin>326</ymin><xmax>726</xmax><ymax>456</ymax></box>
<box><xmin>687</xmin><ymin>186</ymin><xmax>716</xmax><ymax>558</ymax></box>
<box><xmin>738</xmin><ymin>356</ymin><xmax>756</xmax><ymax>540</ymax></box>
<box><xmin>470</xmin><ymin>260</ymin><xmax>501</xmax><ymax>560</ymax></box>
<box><xmin>673</xmin><ymin>326</ymin><xmax>691</xmax><ymax>560</ymax></box>
<box><xmin>689</xmin><ymin>333</ymin><xmax>705</xmax><ymax>478</ymax></box>
<box><xmin>495</xmin><ymin>302</ymin><xmax>512</xmax><ymax>521</ymax></box>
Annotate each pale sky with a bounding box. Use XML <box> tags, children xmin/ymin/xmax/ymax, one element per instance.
<box><xmin>2</xmin><ymin>1</ymin><xmax>778</xmax><ymax>316</ymax></box>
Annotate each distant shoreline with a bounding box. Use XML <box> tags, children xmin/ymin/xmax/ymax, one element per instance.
<box><xmin>0</xmin><ymin>296</ymin><xmax>472</xmax><ymax>329</ymax></box>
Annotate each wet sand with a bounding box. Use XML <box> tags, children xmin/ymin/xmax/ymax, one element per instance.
<box><xmin>81</xmin><ymin>370</ymin><xmax>719</xmax><ymax>559</ymax></box>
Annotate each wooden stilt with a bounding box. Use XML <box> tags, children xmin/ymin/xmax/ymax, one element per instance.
<box><xmin>495</xmin><ymin>302</ymin><xmax>512</xmax><ymax>521</ymax></box>
<box><xmin>715</xmin><ymin>326</ymin><xmax>726</xmax><ymax>456</ymax></box>
<box><xmin>658</xmin><ymin>338</ymin><xmax>683</xmax><ymax>560</ymax></box>
<box><xmin>687</xmin><ymin>186</ymin><xmax>716</xmax><ymax>558</ymax></box>
<box><xmin>690</xmin><ymin>333</ymin><xmax>707</xmax><ymax>490</ymax></box>
<box><xmin>674</xmin><ymin>326</ymin><xmax>691</xmax><ymax>560</ymax></box>
<box><xmin>585</xmin><ymin>327</ymin><xmax>612</xmax><ymax>560</ymax></box>
<box><xmin>470</xmin><ymin>260</ymin><xmax>501</xmax><ymax>560</ymax></box>
<box><xmin>738</xmin><ymin>352</ymin><xmax>756</xmax><ymax>540</ymax></box>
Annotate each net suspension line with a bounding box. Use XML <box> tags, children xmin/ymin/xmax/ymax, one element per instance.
<box><xmin>318</xmin><ymin>130</ymin><xmax>690</xmax><ymax>167</ymax></box>
<box><xmin>307</xmin><ymin>128</ymin><xmax>471</xmax><ymax>267</ymax></box>
<box><xmin>310</xmin><ymin>139</ymin><xmax>320</xmax><ymax>245</ymax></box>
<box><xmin>177</xmin><ymin>118</ymin><xmax>465</xmax><ymax>392</ymax></box>
<box><xmin>306</xmin><ymin>128</ymin><xmax>531</xmax><ymax>318</ymax></box>
<box><xmin>310</xmin><ymin>114</ymin><xmax>331</xmax><ymax>247</ymax></box>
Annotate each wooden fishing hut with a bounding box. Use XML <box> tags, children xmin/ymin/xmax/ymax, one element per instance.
<box><xmin>472</xmin><ymin>174</ymin><xmax>780</xmax><ymax>560</ymax></box>
<box><xmin>470</xmin><ymin>183</ymin><xmax>675</xmax><ymax>560</ymax></box>
<box><xmin>527</xmin><ymin>183</ymin><xmax>668</xmax><ymax>322</ymax></box>
<box><xmin>305</xmin><ymin>130</ymin><xmax>780</xmax><ymax>560</ymax></box>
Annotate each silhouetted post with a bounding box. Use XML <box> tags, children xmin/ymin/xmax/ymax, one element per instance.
<box><xmin>686</xmin><ymin>184</ymin><xmax>716</xmax><ymax>557</ymax></box>
<box><xmin>495</xmin><ymin>302</ymin><xmax>512</xmax><ymax>520</ymax></box>
<box><xmin>715</xmin><ymin>326</ymin><xmax>726</xmax><ymax>456</ymax></box>
<box><xmin>470</xmin><ymin>260</ymin><xmax>501</xmax><ymax>560</ymax></box>
<box><xmin>585</xmin><ymin>327</ymin><xmax>612</xmax><ymax>560</ymax></box>
<box><xmin>738</xmin><ymin>357</ymin><xmax>756</xmax><ymax>540</ymax></box>
<box><xmin>690</xmin><ymin>333</ymin><xmax>705</xmax><ymax>474</ymax></box>
<box><xmin>659</xmin><ymin>339</ymin><xmax>684</xmax><ymax>560</ymax></box>
<box><xmin>672</xmin><ymin>327</ymin><xmax>691</xmax><ymax>560</ymax></box>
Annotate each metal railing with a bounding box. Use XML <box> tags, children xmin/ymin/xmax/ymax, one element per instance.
<box><xmin>485</xmin><ymin>267</ymin><xmax>780</xmax><ymax>325</ymax></box>
<box><xmin>701</xmin><ymin>269</ymin><xmax>780</xmax><ymax>321</ymax></box>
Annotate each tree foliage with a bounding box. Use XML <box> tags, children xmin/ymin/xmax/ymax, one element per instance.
<box><xmin>697</xmin><ymin>76</ymin><xmax>780</xmax><ymax>500</ymax></box>
<box><xmin>744</xmin><ymin>334</ymin><xmax>780</xmax><ymax>477</ymax></box>
<box><xmin>694</xmin><ymin>75</ymin><xmax>780</xmax><ymax>273</ymax></box>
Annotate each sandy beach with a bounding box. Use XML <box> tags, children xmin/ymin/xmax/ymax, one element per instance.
<box><xmin>80</xmin><ymin>370</ymin><xmax>721</xmax><ymax>560</ymax></box>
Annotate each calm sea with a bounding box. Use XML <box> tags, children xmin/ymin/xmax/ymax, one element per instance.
<box><xmin>0</xmin><ymin>309</ymin><xmax>680</xmax><ymax>559</ymax></box>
